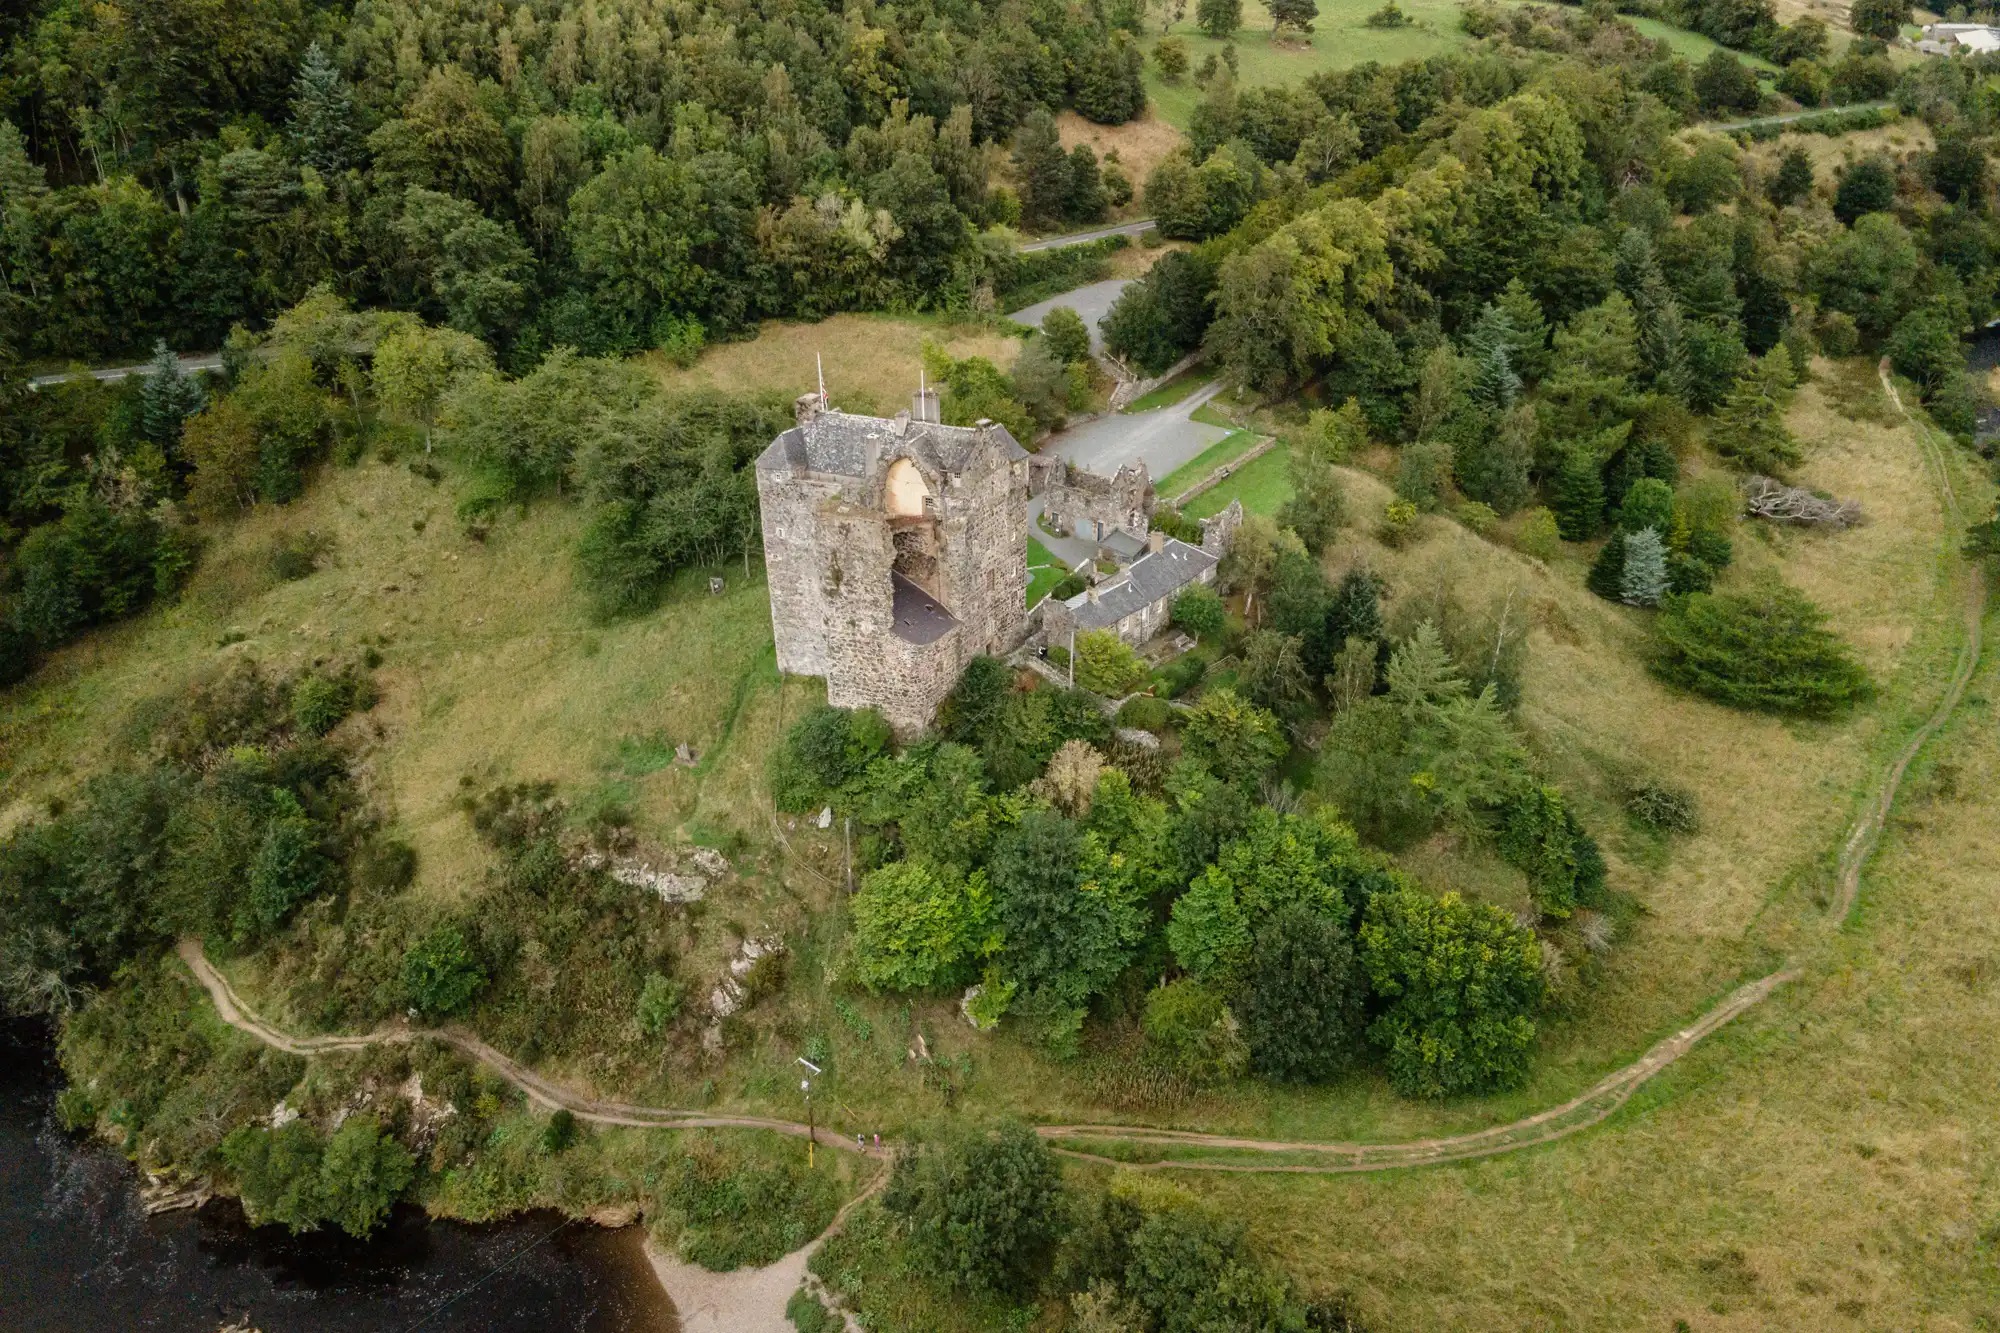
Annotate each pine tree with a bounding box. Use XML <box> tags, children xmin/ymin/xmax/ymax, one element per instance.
<box><xmin>289</xmin><ymin>42</ymin><xmax>362</xmax><ymax>175</ymax></box>
<box><xmin>1455</xmin><ymin>400</ymin><xmax>1534</xmax><ymax>515</ymax></box>
<box><xmin>1327</xmin><ymin>567</ymin><xmax>1385</xmax><ymax>646</ymax></box>
<box><xmin>140</xmin><ymin>340</ymin><xmax>207</xmax><ymax>448</ymax></box>
<box><xmin>1012</xmin><ymin>111</ymin><xmax>1073</xmax><ymax>229</ymax></box>
<box><xmin>1639</xmin><ymin>293</ymin><xmax>1692</xmax><ymax>402</ymax></box>
<box><xmin>1711</xmin><ymin>345</ymin><xmax>1800</xmax><ymax>473</ymax></box>
<box><xmin>1551</xmin><ymin>445</ymin><xmax>1606</xmax><ymax>541</ymax></box>
<box><xmin>1612</xmin><ymin>228</ymin><xmax>1663</xmax><ymax>304</ymax></box>
<box><xmin>1586</xmin><ymin>531</ymin><xmax>1627</xmax><ymax>601</ymax></box>
<box><xmin>1065</xmin><ymin>145</ymin><xmax>1106</xmax><ymax>222</ymax></box>
<box><xmin>1494</xmin><ymin>279</ymin><xmax>1550</xmax><ymax>381</ymax></box>
<box><xmin>1466</xmin><ymin>304</ymin><xmax>1522</xmax><ymax>411</ymax></box>
<box><xmin>1620</xmin><ymin>527</ymin><xmax>1669</xmax><ymax>607</ymax></box>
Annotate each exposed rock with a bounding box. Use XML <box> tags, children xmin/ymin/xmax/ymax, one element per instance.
<box><xmin>140</xmin><ymin>1170</ymin><xmax>212</xmax><ymax>1215</ymax></box>
<box><xmin>816</xmin><ymin>806</ymin><xmax>834</xmax><ymax>830</ymax></box>
<box><xmin>589</xmin><ymin>1203</ymin><xmax>641</xmax><ymax>1227</ymax></box>
<box><xmin>688</xmin><ymin>846</ymin><xmax>731</xmax><ymax>878</ymax></box>
<box><xmin>268</xmin><ymin>1100</ymin><xmax>299</xmax><ymax>1129</ymax></box>
<box><xmin>1114</xmin><ymin>726</ymin><xmax>1160</xmax><ymax>750</ymax></box>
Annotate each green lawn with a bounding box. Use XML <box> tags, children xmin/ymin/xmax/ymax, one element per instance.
<box><xmin>1123</xmin><ymin>369</ymin><xmax>1216</xmax><ymax>414</ymax></box>
<box><xmin>1157</xmin><ymin>428</ymin><xmax>1263</xmax><ymax>501</ymax></box>
<box><xmin>1026</xmin><ymin>536</ymin><xmax>1068</xmax><ymax>608</ymax></box>
<box><xmin>1182</xmin><ymin>440</ymin><xmax>1293</xmax><ymax>518</ymax></box>
<box><xmin>1141</xmin><ymin>2</ymin><xmax>1777</xmax><ymax>131</ymax></box>
<box><xmin>1623</xmin><ymin>14</ymin><xmax>1779</xmax><ymax>71</ymax></box>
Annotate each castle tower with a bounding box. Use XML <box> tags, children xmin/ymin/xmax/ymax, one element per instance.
<box><xmin>756</xmin><ymin>390</ymin><xmax>1030</xmax><ymax>734</ymax></box>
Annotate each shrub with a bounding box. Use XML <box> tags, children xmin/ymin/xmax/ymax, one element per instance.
<box><xmin>268</xmin><ymin>531</ymin><xmax>332</xmax><ymax>581</ymax></box>
<box><xmin>222</xmin><ymin>1115</ymin><xmax>413</xmax><ymax>1239</ymax></box>
<box><xmin>1627</xmin><ymin>780</ymin><xmax>1699</xmax><ymax>833</ymax></box>
<box><xmin>402</xmin><ymin>925</ymin><xmax>488</xmax><ymax>1015</ymax></box>
<box><xmin>541</xmin><ymin>1109</ymin><xmax>579</xmax><ymax>1154</ymax></box>
<box><xmin>1075</xmin><ymin>629</ymin><xmax>1147</xmax><ymax>695</ymax></box>
<box><xmin>1171</xmin><ymin>583</ymin><xmax>1226</xmax><ymax>641</ymax></box>
<box><xmin>1141</xmin><ymin>979</ymin><xmax>1248</xmax><ymax>1083</ymax></box>
<box><xmin>848</xmin><ymin>859</ymin><xmax>992</xmax><ymax>992</ymax></box>
<box><xmin>637</xmin><ymin>971</ymin><xmax>683</xmax><ymax>1034</ymax></box>
<box><xmin>1237</xmin><ymin>904</ymin><xmax>1368</xmax><ymax>1082</ymax></box>
<box><xmin>1360</xmin><ymin>890</ymin><xmax>1546</xmax><ymax>1098</ymax></box>
<box><xmin>1497</xmin><ymin>785</ymin><xmax>1600</xmax><ymax>919</ymax></box>
<box><xmin>1652</xmin><ymin>581</ymin><xmax>1871</xmax><ymax>716</ymax></box>
<box><xmin>1041</xmin><ymin>307</ymin><xmax>1093</xmax><ymax>367</ymax></box>
<box><xmin>881</xmin><ymin>1120</ymin><xmax>1065</xmax><ymax>1296</ymax></box>
<box><xmin>290</xmin><ymin>672</ymin><xmax>351</xmax><ymax>736</ymax></box>
<box><xmin>787</xmin><ymin>1288</ymin><xmax>835</xmax><ymax>1333</ymax></box>
<box><xmin>1116</xmin><ymin>694</ymin><xmax>1174</xmax><ymax>732</ymax></box>
<box><xmin>1514</xmin><ymin>506</ymin><xmax>1562</xmax><ymax>560</ymax></box>
<box><xmin>770</xmin><ymin>705</ymin><xmax>893</xmax><ymax>810</ymax></box>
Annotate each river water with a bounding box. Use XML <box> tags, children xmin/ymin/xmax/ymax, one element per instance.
<box><xmin>0</xmin><ymin>1019</ymin><xmax>677</xmax><ymax>1333</ymax></box>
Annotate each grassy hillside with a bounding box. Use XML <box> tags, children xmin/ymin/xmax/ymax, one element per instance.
<box><xmin>7</xmin><ymin>337</ymin><xmax>1991</xmax><ymax>1323</ymax></box>
<box><xmin>1138</xmin><ymin>0</ymin><xmax>1776</xmax><ymax>131</ymax></box>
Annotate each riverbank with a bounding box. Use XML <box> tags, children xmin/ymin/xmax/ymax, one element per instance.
<box><xmin>0</xmin><ymin>1018</ymin><xmax>679</xmax><ymax>1333</ymax></box>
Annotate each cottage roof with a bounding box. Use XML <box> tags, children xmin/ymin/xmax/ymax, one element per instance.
<box><xmin>756</xmin><ymin>408</ymin><xmax>1026</xmax><ymax>480</ymax></box>
<box><xmin>1063</xmin><ymin>538</ymin><xmax>1217</xmax><ymax>631</ymax></box>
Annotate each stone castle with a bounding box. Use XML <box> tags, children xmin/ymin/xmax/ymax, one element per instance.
<box><xmin>756</xmin><ymin>389</ymin><xmax>1030</xmax><ymax>734</ymax></box>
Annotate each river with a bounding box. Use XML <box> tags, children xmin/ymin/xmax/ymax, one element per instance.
<box><xmin>0</xmin><ymin>1018</ymin><xmax>678</xmax><ymax>1333</ymax></box>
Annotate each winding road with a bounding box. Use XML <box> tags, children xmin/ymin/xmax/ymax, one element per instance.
<box><xmin>176</xmin><ymin>366</ymin><xmax>1988</xmax><ymax>1177</ymax></box>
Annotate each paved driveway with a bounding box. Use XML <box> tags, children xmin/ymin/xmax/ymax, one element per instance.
<box><xmin>1007</xmin><ymin>279</ymin><xmax>1131</xmax><ymax>354</ymax></box>
<box><xmin>1041</xmin><ymin>379</ymin><xmax>1230</xmax><ymax>482</ymax></box>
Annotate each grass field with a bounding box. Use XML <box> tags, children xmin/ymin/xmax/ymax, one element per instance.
<box><xmin>1183</xmin><ymin>439</ymin><xmax>1293</xmax><ymax>518</ymax></box>
<box><xmin>646</xmin><ymin>313</ymin><xmax>1021</xmax><ymax>418</ymax></box>
<box><xmin>1027</xmin><ymin>536</ymin><xmax>1069</xmax><ymax>608</ymax></box>
<box><xmin>1157</xmin><ymin>428</ymin><xmax>1264</xmax><ymax>500</ymax></box>
<box><xmin>1139</xmin><ymin>2</ymin><xmax>1781</xmax><ymax>131</ymax></box>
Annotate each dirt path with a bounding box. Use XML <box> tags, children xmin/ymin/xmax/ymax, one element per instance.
<box><xmin>175</xmin><ymin>376</ymin><xmax>1988</xmax><ymax>1178</ymax></box>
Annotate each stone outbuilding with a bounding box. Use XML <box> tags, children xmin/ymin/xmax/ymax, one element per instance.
<box><xmin>1031</xmin><ymin>457</ymin><xmax>1155</xmax><ymax>552</ymax></box>
<box><xmin>1043</xmin><ymin>529</ymin><xmax>1216</xmax><ymax>648</ymax></box>
<box><xmin>757</xmin><ymin>389</ymin><xmax>1030</xmax><ymax>735</ymax></box>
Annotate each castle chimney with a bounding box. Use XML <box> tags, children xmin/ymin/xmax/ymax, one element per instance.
<box><xmin>794</xmin><ymin>391</ymin><xmax>822</xmax><ymax>427</ymax></box>
<box><xmin>974</xmin><ymin>417</ymin><xmax>993</xmax><ymax>438</ymax></box>
<box><xmin>1086</xmin><ymin>583</ymin><xmax>1101</xmax><ymax>604</ymax></box>
<box><xmin>913</xmin><ymin>387</ymin><xmax>941</xmax><ymax>424</ymax></box>
<box><xmin>1148</xmin><ymin>529</ymin><xmax>1166</xmax><ymax>554</ymax></box>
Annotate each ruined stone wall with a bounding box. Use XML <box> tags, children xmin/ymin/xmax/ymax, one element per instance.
<box><xmin>1041</xmin><ymin>462</ymin><xmax>1152</xmax><ymax>542</ymax></box>
<box><xmin>758</xmin><ymin>469</ymin><xmax>846</xmax><ymax>678</ymax></box>
<box><xmin>947</xmin><ymin>448</ymin><xmax>1030</xmax><ymax>658</ymax></box>
<box><xmin>1201</xmin><ymin>499</ymin><xmax>1244</xmax><ymax>557</ymax></box>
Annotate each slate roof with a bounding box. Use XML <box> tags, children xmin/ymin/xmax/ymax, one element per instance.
<box><xmin>756</xmin><ymin>409</ymin><xmax>1026</xmax><ymax>479</ymax></box>
<box><xmin>891</xmin><ymin>572</ymin><xmax>958</xmax><ymax>646</ymax></box>
<box><xmin>1062</xmin><ymin>538</ymin><xmax>1217</xmax><ymax>631</ymax></box>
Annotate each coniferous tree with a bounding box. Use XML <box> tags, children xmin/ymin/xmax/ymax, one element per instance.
<box><xmin>1494</xmin><ymin>279</ymin><xmax>1550</xmax><ymax>382</ymax></box>
<box><xmin>289</xmin><ymin>42</ymin><xmax>363</xmax><ymax>176</ymax></box>
<box><xmin>1466</xmin><ymin>304</ymin><xmax>1522</xmax><ymax>411</ymax></box>
<box><xmin>1770</xmin><ymin>146</ymin><xmax>1815</xmax><ymax>206</ymax></box>
<box><xmin>1711</xmin><ymin>345</ymin><xmax>1799</xmax><ymax>473</ymax></box>
<box><xmin>1456</xmin><ymin>400</ymin><xmax>1534</xmax><ymax>514</ymax></box>
<box><xmin>1012</xmin><ymin>111</ymin><xmax>1073</xmax><ymax>229</ymax></box>
<box><xmin>1586</xmin><ymin>530</ymin><xmax>1627</xmax><ymax>600</ymax></box>
<box><xmin>1326</xmin><ymin>567</ymin><xmax>1385</xmax><ymax>650</ymax></box>
<box><xmin>1551</xmin><ymin>445</ymin><xmax>1607</xmax><ymax>540</ymax></box>
<box><xmin>0</xmin><ymin>120</ymin><xmax>50</xmax><ymax>304</ymax></box>
<box><xmin>140</xmin><ymin>340</ymin><xmax>207</xmax><ymax>449</ymax></box>
<box><xmin>1066</xmin><ymin>145</ymin><xmax>1107</xmax><ymax>222</ymax></box>
<box><xmin>1620</xmin><ymin>527</ymin><xmax>1669</xmax><ymax>606</ymax></box>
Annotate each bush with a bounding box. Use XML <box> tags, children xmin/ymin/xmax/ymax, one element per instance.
<box><xmin>1652</xmin><ymin>581</ymin><xmax>1871</xmax><ymax>716</ymax></box>
<box><xmin>1115</xmin><ymin>694</ymin><xmax>1174</xmax><ymax>732</ymax></box>
<box><xmin>1627</xmin><ymin>780</ymin><xmax>1699</xmax><ymax>833</ymax></box>
<box><xmin>269</xmin><ymin>531</ymin><xmax>332</xmax><ymax>581</ymax></box>
<box><xmin>637</xmin><ymin>971</ymin><xmax>683</xmax><ymax>1034</ymax></box>
<box><xmin>1237</xmin><ymin>904</ymin><xmax>1367</xmax><ymax>1082</ymax></box>
<box><xmin>1075</xmin><ymin>629</ymin><xmax>1147</xmax><ymax>695</ymax></box>
<box><xmin>1171</xmin><ymin>583</ymin><xmax>1226</xmax><ymax>640</ymax></box>
<box><xmin>1041</xmin><ymin>307</ymin><xmax>1093</xmax><ymax>367</ymax></box>
<box><xmin>402</xmin><ymin>925</ymin><xmax>488</xmax><ymax>1016</ymax></box>
<box><xmin>221</xmin><ymin>1115</ymin><xmax>413</xmax><ymax>1239</ymax></box>
<box><xmin>848</xmin><ymin>859</ymin><xmax>991</xmax><ymax>992</ymax></box>
<box><xmin>1360</xmin><ymin>890</ymin><xmax>1546</xmax><ymax>1098</ymax></box>
<box><xmin>771</xmin><ymin>705</ymin><xmax>893</xmax><ymax>811</ymax></box>
<box><xmin>881</xmin><ymin>1120</ymin><xmax>1065</xmax><ymax>1296</ymax></box>
<box><xmin>1141</xmin><ymin>979</ymin><xmax>1248</xmax><ymax>1083</ymax></box>
<box><xmin>541</xmin><ymin>1109</ymin><xmax>579</xmax><ymax>1154</ymax></box>
<box><xmin>787</xmin><ymin>1288</ymin><xmax>835</xmax><ymax>1333</ymax></box>
<box><xmin>290</xmin><ymin>672</ymin><xmax>351</xmax><ymax>736</ymax></box>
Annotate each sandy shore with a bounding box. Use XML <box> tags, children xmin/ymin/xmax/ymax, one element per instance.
<box><xmin>643</xmin><ymin>1235</ymin><xmax>813</xmax><ymax>1333</ymax></box>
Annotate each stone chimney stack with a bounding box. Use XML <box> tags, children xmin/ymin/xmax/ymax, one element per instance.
<box><xmin>913</xmin><ymin>387</ymin><xmax>941</xmax><ymax>424</ymax></box>
<box><xmin>974</xmin><ymin>417</ymin><xmax>994</xmax><ymax>440</ymax></box>
<box><xmin>794</xmin><ymin>391</ymin><xmax>823</xmax><ymax>428</ymax></box>
<box><xmin>1148</xmin><ymin>529</ymin><xmax>1166</xmax><ymax>554</ymax></box>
